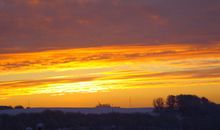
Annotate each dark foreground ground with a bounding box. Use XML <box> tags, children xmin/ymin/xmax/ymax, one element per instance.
<box><xmin>1</xmin><ymin>95</ymin><xmax>220</xmax><ymax>130</ymax></box>
<box><xmin>0</xmin><ymin>107</ymin><xmax>153</xmax><ymax>115</ymax></box>
<box><xmin>0</xmin><ymin>109</ymin><xmax>220</xmax><ymax>130</ymax></box>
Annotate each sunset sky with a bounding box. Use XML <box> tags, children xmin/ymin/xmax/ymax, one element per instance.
<box><xmin>0</xmin><ymin>0</ymin><xmax>220</xmax><ymax>107</ymax></box>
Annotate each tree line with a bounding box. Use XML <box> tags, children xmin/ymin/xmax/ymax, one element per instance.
<box><xmin>0</xmin><ymin>94</ymin><xmax>220</xmax><ymax>130</ymax></box>
<box><xmin>153</xmin><ymin>94</ymin><xmax>219</xmax><ymax>116</ymax></box>
<box><xmin>0</xmin><ymin>105</ymin><xmax>24</xmax><ymax>110</ymax></box>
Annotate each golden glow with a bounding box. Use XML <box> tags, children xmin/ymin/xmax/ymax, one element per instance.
<box><xmin>0</xmin><ymin>44</ymin><xmax>220</xmax><ymax>107</ymax></box>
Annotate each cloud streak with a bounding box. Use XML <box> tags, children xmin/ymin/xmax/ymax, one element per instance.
<box><xmin>0</xmin><ymin>44</ymin><xmax>219</xmax><ymax>99</ymax></box>
<box><xmin>0</xmin><ymin>44</ymin><xmax>219</xmax><ymax>72</ymax></box>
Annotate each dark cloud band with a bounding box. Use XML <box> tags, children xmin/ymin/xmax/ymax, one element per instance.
<box><xmin>0</xmin><ymin>0</ymin><xmax>220</xmax><ymax>53</ymax></box>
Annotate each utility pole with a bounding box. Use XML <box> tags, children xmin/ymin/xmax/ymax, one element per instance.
<box><xmin>27</xmin><ymin>96</ymin><xmax>31</xmax><ymax>108</ymax></box>
<box><xmin>129</xmin><ymin>96</ymin><xmax>132</xmax><ymax>108</ymax></box>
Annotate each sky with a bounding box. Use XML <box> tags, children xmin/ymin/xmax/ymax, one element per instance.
<box><xmin>0</xmin><ymin>0</ymin><xmax>220</xmax><ymax>107</ymax></box>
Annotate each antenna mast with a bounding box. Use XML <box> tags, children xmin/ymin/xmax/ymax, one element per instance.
<box><xmin>129</xmin><ymin>96</ymin><xmax>132</xmax><ymax>108</ymax></box>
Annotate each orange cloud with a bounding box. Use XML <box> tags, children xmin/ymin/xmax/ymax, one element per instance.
<box><xmin>0</xmin><ymin>44</ymin><xmax>219</xmax><ymax>101</ymax></box>
<box><xmin>0</xmin><ymin>44</ymin><xmax>219</xmax><ymax>72</ymax></box>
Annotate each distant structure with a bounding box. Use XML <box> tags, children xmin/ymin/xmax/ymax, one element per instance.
<box><xmin>96</xmin><ymin>103</ymin><xmax>120</xmax><ymax>108</ymax></box>
<box><xmin>14</xmin><ymin>105</ymin><xmax>24</xmax><ymax>109</ymax></box>
<box><xmin>0</xmin><ymin>106</ymin><xmax>13</xmax><ymax>110</ymax></box>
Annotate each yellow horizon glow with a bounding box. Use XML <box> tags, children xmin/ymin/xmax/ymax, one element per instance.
<box><xmin>0</xmin><ymin>43</ymin><xmax>220</xmax><ymax>107</ymax></box>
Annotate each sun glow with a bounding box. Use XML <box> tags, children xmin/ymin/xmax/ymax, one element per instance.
<box><xmin>40</xmin><ymin>81</ymin><xmax>109</xmax><ymax>94</ymax></box>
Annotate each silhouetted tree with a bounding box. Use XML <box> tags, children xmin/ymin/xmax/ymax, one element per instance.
<box><xmin>153</xmin><ymin>94</ymin><xmax>219</xmax><ymax>117</ymax></box>
<box><xmin>175</xmin><ymin>94</ymin><xmax>211</xmax><ymax>116</ymax></box>
<box><xmin>166</xmin><ymin>95</ymin><xmax>176</xmax><ymax>110</ymax></box>
<box><xmin>153</xmin><ymin>97</ymin><xmax>165</xmax><ymax>112</ymax></box>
